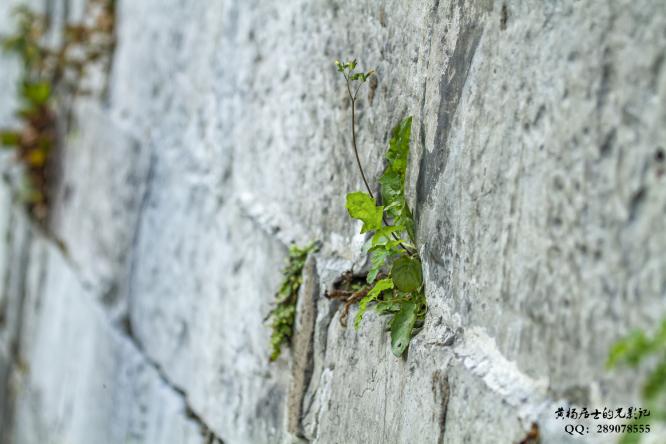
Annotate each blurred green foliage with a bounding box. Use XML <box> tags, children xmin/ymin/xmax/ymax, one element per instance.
<box><xmin>608</xmin><ymin>319</ymin><xmax>666</xmax><ymax>443</ymax></box>
<box><xmin>0</xmin><ymin>2</ymin><xmax>115</xmax><ymax>223</ymax></box>
<box><xmin>268</xmin><ymin>242</ymin><xmax>318</xmax><ymax>362</ymax></box>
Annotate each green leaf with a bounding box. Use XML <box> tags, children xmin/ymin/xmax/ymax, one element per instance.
<box><xmin>391</xmin><ymin>256</ymin><xmax>422</xmax><ymax>292</ymax></box>
<box><xmin>354</xmin><ymin>278</ymin><xmax>393</xmax><ymax>330</ymax></box>
<box><xmin>375</xmin><ymin>300</ymin><xmax>401</xmax><ymax>315</ymax></box>
<box><xmin>0</xmin><ymin>130</ymin><xmax>21</xmax><ymax>147</ymax></box>
<box><xmin>370</xmin><ymin>226</ymin><xmax>400</xmax><ymax>247</ymax></box>
<box><xmin>379</xmin><ymin>169</ymin><xmax>403</xmax><ymax>212</ymax></box>
<box><xmin>268</xmin><ymin>242</ymin><xmax>318</xmax><ymax>362</ymax></box>
<box><xmin>386</xmin><ymin>116</ymin><xmax>412</xmax><ymax>177</ymax></box>
<box><xmin>642</xmin><ymin>358</ymin><xmax>666</xmax><ymax>400</ymax></box>
<box><xmin>2</xmin><ymin>36</ymin><xmax>21</xmax><ymax>52</ymax></box>
<box><xmin>345</xmin><ymin>191</ymin><xmax>383</xmax><ymax>234</ymax></box>
<box><xmin>397</xmin><ymin>204</ymin><xmax>416</xmax><ymax>244</ymax></box>
<box><xmin>390</xmin><ymin>302</ymin><xmax>417</xmax><ymax>357</ymax></box>
<box><xmin>22</xmin><ymin>81</ymin><xmax>50</xmax><ymax>106</ymax></box>
<box><xmin>379</xmin><ymin>117</ymin><xmax>416</xmax><ymax>243</ymax></box>
<box><xmin>607</xmin><ymin>330</ymin><xmax>653</xmax><ymax>368</ymax></box>
<box><xmin>367</xmin><ymin>248</ymin><xmax>389</xmax><ymax>284</ymax></box>
<box><xmin>617</xmin><ymin>416</ymin><xmax>652</xmax><ymax>444</ymax></box>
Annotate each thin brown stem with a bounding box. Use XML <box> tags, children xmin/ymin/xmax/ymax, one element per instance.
<box><xmin>344</xmin><ymin>73</ymin><xmax>374</xmax><ymax>198</ymax></box>
<box><xmin>350</xmin><ymin>96</ymin><xmax>374</xmax><ymax>198</ymax></box>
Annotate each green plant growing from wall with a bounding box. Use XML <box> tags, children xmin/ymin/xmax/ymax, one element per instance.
<box><xmin>1</xmin><ymin>7</ymin><xmax>57</xmax><ymax>221</ymax></box>
<box><xmin>267</xmin><ymin>242</ymin><xmax>318</xmax><ymax>362</ymax></box>
<box><xmin>335</xmin><ymin>59</ymin><xmax>426</xmax><ymax>357</ymax></box>
<box><xmin>0</xmin><ymin>2</ymin><xmax>115</xmax><ymax>224</ymax></box>
<box><xmin>607</xmin><ymin>319</ymin><xmax>666</xmax><ymax>443</ymax></box>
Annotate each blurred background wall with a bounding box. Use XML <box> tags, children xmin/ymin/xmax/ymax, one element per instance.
<box><xmin>0</xmin><ymin>0</ymin><xmax>664</xmax><ymax>443</ymax></box>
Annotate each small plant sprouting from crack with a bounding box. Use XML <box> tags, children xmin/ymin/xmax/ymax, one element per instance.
<box><xmin>606</xmin><ymin>319</ymin><xmax>666</xmax><ymax>443</ymax></box>
<box><xmin>267</xmin><ymin>242</ymin><xmax>318</xmax><ymax>362</ymax></box>
<box><xmin>0</xmin><ymin>2</ymin><xmax>115</xmax><ymax>224</ymax></box>
<box><xmin>334</xmin><ymin>59</ymin><xmax>427</xmax><ymax>357</ymax></box>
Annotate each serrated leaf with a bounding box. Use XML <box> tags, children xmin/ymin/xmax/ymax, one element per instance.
<box><xmin>380</xmin><ymin>117</ymin><xmax>416</xmax><ymax>241</ymax></box>
<box><xmin>354</xmin><ymin>278</ymin><xmax>393</xmax><ymax>330</ymax></box>
<box><xmin>346</xmin><ymin>191</ymin><xmax>383</xmax><ymax>234</ymax></box>
<box><xmin>386</xmin><ymin>116</ymin><xmax>412</xmax><ymax>177</ymax></box>
<box><xmin>379</xmin><ymin>169</ymin><xmax>403</xmax><ymax>211</ymax></box>
<box><xmin>391</xmin><ymin>256</ymin><xmax>422</xmax><ymax>292</ymax></box>
<box><xmin>391</xmin><ymin>302</ymin><xmax>417</xmax><ymax>357</ymax></box>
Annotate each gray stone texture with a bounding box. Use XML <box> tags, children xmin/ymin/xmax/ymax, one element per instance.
<box><xmin>1</xmin><ymin>0</ymin><xmax>665</xmax><ymax>443</ymax></box>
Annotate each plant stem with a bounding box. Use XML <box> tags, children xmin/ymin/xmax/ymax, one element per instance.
<box><xmin>345</xmin><ymin>74</ymin><xmax>414</xmax><ymax>254</ymax></box>
<box><xmin>346</xmin><ymin>76</ymin><xmax>374</xmax><ymax>198</ymax></box>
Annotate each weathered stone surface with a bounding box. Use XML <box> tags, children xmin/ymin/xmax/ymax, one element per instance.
<box><xmin>0</xmin><ymin>183</ymin><xmax>31</xmax><ymax>443</ymax></box>
<box><xmin>7</xmin><ymin>238</ymin><xmax>208</xmax><ymax>444</ymax></box>
<box><xmin>1</xmin><ymin>0</ymin><xmax>665</xmax><ymax>443</ymax></box>
<box><xmin>51</xmin><ymin>101</ymin><xmax>149</xmax><ymax>317</ymax></box>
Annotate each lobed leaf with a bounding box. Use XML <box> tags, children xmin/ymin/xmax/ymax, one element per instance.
<box><xmin>346</xmin><ymin>191</ymin><xmax>383</xmax><ymax>234</ymax></box>
<box><xmin>386</xmin><ymin>116</ymin><xmax>412</xmax><ymax>178</ymax></box>
<box><xmin>379</xmin><ymin>117</ymin><xmax>417</xmax><ymax>243</ymax></box>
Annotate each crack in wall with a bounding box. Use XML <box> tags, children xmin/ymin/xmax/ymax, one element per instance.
<box><xmin>126</xmin><ymin>147</ymin><xmax>156</xmax><ymax>321</ymax></box>
<box><xmin>0</xmin><ymin>187</ymin><xmax>225</xmax><ymax>443</ymax></box>
<box><xmin>0</xmin><ymin>208</ymin><xmax>33</xmax><ymax>444</ymax></box>
<box><xmin>287</xmin><ymin>256</ymin><xmax>318</xmax><ymax>441</ymax></box>
<box><xmin>115</xmin><ymin>150</ymin><xmax>225</xmax><ymax>443</ymax></box>
<box><xmin>111</xmin><ymin>308</ymin><xmax>226</xmax><ymax>444</ymax></box>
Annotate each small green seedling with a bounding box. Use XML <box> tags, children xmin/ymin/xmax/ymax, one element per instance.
<box><xmin>336</xmin><ymin>59</ymin><xmax>426</xmax><ymax>357</ymax></box>
<box><xmin>268</xmin><ymin>242</ymin><xmax>318</xmax><ymax>362</ymax></box>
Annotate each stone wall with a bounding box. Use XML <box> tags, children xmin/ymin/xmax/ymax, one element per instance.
<box><xmin>1</xmin><ymin>0</ymin><xmax>665</xmax><ymax>443</ymax></box>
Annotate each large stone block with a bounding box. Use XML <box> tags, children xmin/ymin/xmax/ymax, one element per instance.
<box><xmin>8</xmin><ymin>237</ymin><xmax>208</xmax><ymax>444</ymax></box>
<box><xmin>50</xmin><ymin>102</ymin><xmax>149</xmax><ymax>317</ymax></box>
<box><xmin>0</xmin><ymin>0</ymin><xmax>664</xmax><ymax>443</ymax></box>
